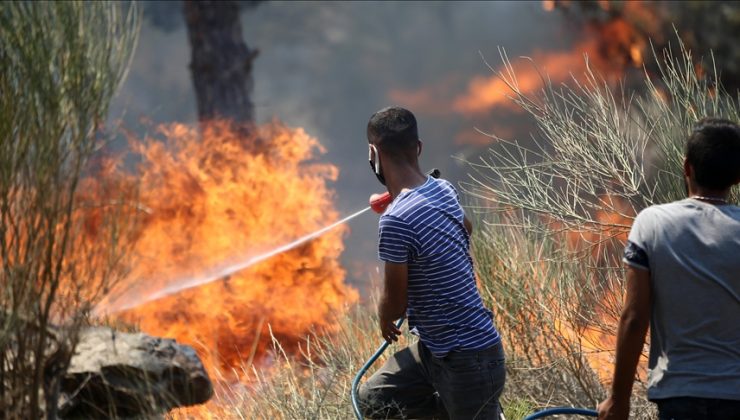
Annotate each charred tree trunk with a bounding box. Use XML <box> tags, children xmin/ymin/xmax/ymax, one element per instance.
<box><xmin>183</xmin><ymin>1</ymin><xmax>259</xmax><ymax>139</ymax></box>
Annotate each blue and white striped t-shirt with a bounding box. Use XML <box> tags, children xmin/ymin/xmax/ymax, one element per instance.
<box><xmin>378</xmin><ymin>176</ymin><xmax>500</xmax><ymax>357</ymax></box>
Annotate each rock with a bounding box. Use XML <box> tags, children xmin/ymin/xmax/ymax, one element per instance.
<box><xmin>59</xmin><ymin>326</ymin><xmax>213</xmax><ymax>418</ymax></box>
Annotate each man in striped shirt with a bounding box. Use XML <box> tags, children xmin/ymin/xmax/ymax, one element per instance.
<box><xmin>359</xmin><ymin>107</ymin><xmax>505</xmax><ymax>419</ymax></box>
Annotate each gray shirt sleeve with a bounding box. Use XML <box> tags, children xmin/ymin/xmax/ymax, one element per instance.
<box><xmin>623</xmin><ymin>208</ymin><xmax>651</xmax><ymax>271</ymax></box>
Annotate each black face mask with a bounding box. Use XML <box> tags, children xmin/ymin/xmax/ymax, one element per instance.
<box><xmin>368</xmin><ymin>144</ymin><xmax>386</xmax><ymax>186</ymax></box>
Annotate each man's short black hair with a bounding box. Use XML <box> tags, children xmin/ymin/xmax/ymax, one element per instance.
<box><xmin>367</xmin><ymin>107</ymin><xmax>418</xmax><ymax>157</ymax></box>
<box><xmin>686</xmin><ymin>117</ymin><xmax>740</xmax><ymax>190</ymax></box>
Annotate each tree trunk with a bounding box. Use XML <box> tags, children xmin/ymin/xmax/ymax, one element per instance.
<box><xmin>183</xmin><ymin>1</ymin><xmax>259</xmax><ymax>136</ymax></box>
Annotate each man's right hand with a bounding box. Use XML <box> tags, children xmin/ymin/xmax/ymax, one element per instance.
<box><xmin>379</xmin><ymin>316</ymin><xmax>401</xmax><ymax>344</ymax></box>
<box><xmin>597</xmin><ymin>396</ymin><xmax>629</xmax><ymax>420</ymax></box>
<box><xmin>377</xmin><ymin>262</ymin><xmax>408</xmax><ymax>343</ymax></box>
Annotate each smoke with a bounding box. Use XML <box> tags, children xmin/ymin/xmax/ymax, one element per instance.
<box><xmin>111</xmin><ymin>2</ymin><xmax>740</xmax><ymax>294</ymax></box>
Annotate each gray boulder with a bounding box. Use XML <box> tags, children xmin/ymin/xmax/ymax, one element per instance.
<box><xmin>59</xmin><ymin>326</ymin><xmax>213</xmax><ymax>418</ymax></box>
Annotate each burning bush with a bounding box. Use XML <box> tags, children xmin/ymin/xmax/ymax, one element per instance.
<box><xmin>99</xmin><ymin>120</ymin><xmax>358</xmax><ymax>378</ymax></box>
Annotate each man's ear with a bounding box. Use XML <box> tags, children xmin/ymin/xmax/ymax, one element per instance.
<box><xmin>417</xmin><ymin>139</ymin><xmax>423</xmax><ymax>156</ymax></box>
<box><xmin>683</xmin><ymin>158</ymin><xmax>691</xmax><ymax>178</ymax></box>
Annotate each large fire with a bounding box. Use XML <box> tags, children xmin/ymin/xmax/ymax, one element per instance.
<box><xmin>101</xmin><ymin>120</ymin><xmax>358</xmax><ymax>375</ymax></box>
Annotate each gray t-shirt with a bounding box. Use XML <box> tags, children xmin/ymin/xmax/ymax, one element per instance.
<box><xmin>624</xmin><ymin>198</ymin><xmax>740</xmax><ymax>401</ymax></box>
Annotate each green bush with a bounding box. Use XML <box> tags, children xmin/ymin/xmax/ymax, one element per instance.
<box><xmin>0</xmin><ymin>2</ymin><xmax>139</xmax><ymax>417</ymax></box>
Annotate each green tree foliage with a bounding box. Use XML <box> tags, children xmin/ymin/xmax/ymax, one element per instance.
<box><xmin>0</xmin><ymin>2</ymin><xmax>139</xmax><ymax>417</ymax></box>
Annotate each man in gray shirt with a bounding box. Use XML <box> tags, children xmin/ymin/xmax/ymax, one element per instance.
<box><xmin>598</xmin><ymin>118</ymin><xmax>740</xmax><ymax>420</ymax></box>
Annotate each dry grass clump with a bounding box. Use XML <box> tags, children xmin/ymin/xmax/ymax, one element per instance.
<box><xmin>170</xmin><ymin>303</ymin><xmax>536</xmax><ymax>420</ymax></box>
<box><xmin>472</xmin><ymin>217</ymin><xmax>655</xmax><ymax>419</ymax></box>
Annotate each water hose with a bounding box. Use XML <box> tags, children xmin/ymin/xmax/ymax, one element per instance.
<box><xmin>524</xmin><ymin>407</ymin><xmax>599</xmax><ymax>420</ymax></box>
<box><xmin>351</xmin><ymin>318</ymin><xmax>405</xmax><ymax>420</ymax></box>
<box><xmin>523</xmin><ymin>406</ymin><xmax>597</xmax><ymax>419</ymax></box>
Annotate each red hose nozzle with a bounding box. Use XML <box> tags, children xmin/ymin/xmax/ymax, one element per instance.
<box><xmin>368</xmin><ymin>168</ymin><xmax>440</xmax><ymax>214</ymax></box>
<box><xmin>369</xmin><ymin>192</ymin><xmax>392</xmax><ymax>214</ymax></box>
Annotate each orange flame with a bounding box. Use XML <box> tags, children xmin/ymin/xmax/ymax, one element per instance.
<box><xmin>457</xmin><ymin>1</ymin><xmax>660</xmax><ymax>116</ymax></box>
<box><xmin>101</xmin><ymin>120</ymin><xmax>357</xmax><ymax>376</ymax></box>
<box><xmin>453</xmin><ymin>44</ymin><xmax>590</xmax><ymax>115</ymax></box>
<box><xmin>557</xmin><ymin>194</ymin><xmax>646</xmax><ymax>384</ymax></box>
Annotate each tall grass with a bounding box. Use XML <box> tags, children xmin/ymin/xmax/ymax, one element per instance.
<box><xmin>0</xmin><ymin>2</ymin><xmax>139</xmax><ymax>417</ymax></box>
<box><xmin>172</xmin><ymin>304</ymin><xmax>534</xmax><ymax>420</ymax></box>
<box><xmin>168</xmin><ymin>304</ymin><xmax>391</xmax><ymax>419</ymax></box>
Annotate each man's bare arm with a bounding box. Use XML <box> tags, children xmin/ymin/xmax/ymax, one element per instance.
<box><xmin>463</xmin><ymin>214</ymin><xmax>473</xmax><ymax>235</ymax></box>
<box><xmin>378</xmin><ymin>262</ymin><xmax>408</xmax><ymax>343</ymax></box>
<box><xmin>598</xmin><ymin>266</ymin><xmax>651</xmax><ymax>420</ymax></box>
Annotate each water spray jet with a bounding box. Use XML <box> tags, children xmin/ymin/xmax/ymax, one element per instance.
<box><xmin>95</xmin><ymin>205</ymin><xmax>372</xmax><ymax>315</ymax></box>
<box><xmin>95</xmin><ymin>168</ymin><xmax>441</xmax><ymax>316</ymax></box>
